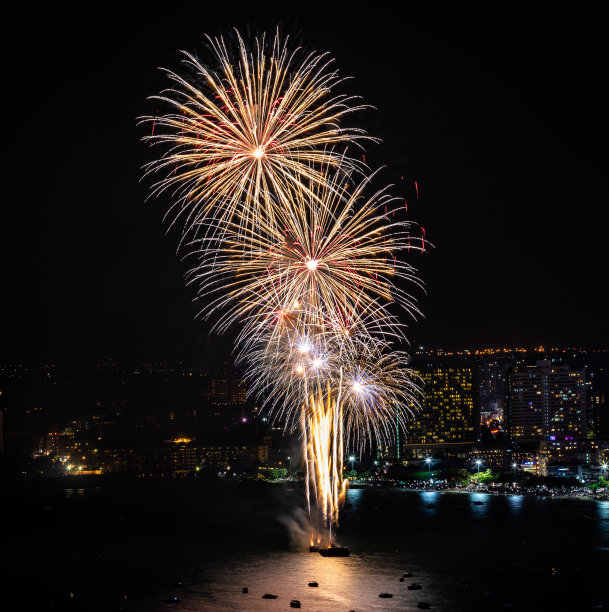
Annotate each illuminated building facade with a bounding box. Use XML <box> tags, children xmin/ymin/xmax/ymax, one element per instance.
<box><xmin>505</xmin><ymin>360</ymin><xmax>586</xmax><ymax>448</ymax></box>
<box><xmin>97</xmin><ymin>440</ymin><xmax>269</xmax><ymax>476</ymax></box>
<box><xmin>403</xmin><ymin>359</ymin><xmax>479</xmax><ymax>457</ymax></box>
<box><xmin>505</xmin><ymin>364</ymin><xmax>544</xmax><ymax>442</ymax></box>
<box><xmin>591</xmin><ymin>391</ymin><xmax>608</xmax><ymax>439</ymax></box>
<box><xmin>478</xmin><ymin>359</ymin><xmax>506</xmax><ymax>423</ymax></box>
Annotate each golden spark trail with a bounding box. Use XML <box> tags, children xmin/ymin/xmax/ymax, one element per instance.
<box><xmin>306</xmin><ymin>386</ymin><xmax>348</xmax><ymax>533</ymax></box>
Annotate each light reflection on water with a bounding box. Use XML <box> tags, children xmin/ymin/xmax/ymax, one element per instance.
<box><xmin>130</xmin><ymin>489</ymin><xmax>609</xmax><ymax>611</ymax></box>
<box><xmin>38</xmin><ymin>487</ymin><xmax>608</xmax><ymax>611</ymax></box>
<box><xmin>421</xmin><ymin>490</ymin><xmax>439</xmax><ymax>516</ymax></box>
<box><xmin>468</xmin><ymin>491</ymin><xmax>489</xmax><ymax>519</ymax></box>
<box><xmin>507</xmin><ymin>493</ymin><xmax>523</xmax><ymax>513</ymax></box>
<box><xmin>597</xmin><ymin>501</ymin><xmax>609</xmax><ymax>547</ymax></box>
<box><xmin>143</xmin><ymin>551</ymin><xmax>446</xmax><ymax>612</ymax></box>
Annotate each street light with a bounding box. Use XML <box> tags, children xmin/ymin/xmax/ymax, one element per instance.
<box><xmin>287</xmin><ymin>456</ymin><xmax>292</xmax><ymax>473</ymax></box>
<box><xmin>349</xmin><ymin>455</ymin><xmax>356</xmax><ymax>471</ymax></box>
<box><xmin>602</xmin><ymin>463</ymin><xmax>608</xmax><ymax>478</ymax></box>
<box><xmin>475</xmin><ymin>459</ymin><xmax>482</xmax><ymax>474</ymax></box>
<box><xmin>425</xmin><ymin>457</ymin><xmax>432</xmax><ymax>473</ymax></box>
<box><xmin>512</xmin><ymin>462</ymin><xmax>518</xmax><ymax>485</ymax></box>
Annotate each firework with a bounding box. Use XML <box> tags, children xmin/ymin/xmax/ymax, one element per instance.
<box><xmin>187</xmin><ymin>167</ymin><xmax>422</xmax><ymax>341</ymax></box>
<box><xmin>242</xmin><ymin>317</ymin><xmax>421</xmax><ymax>447</ymax></box>
<box><xmin>141</xmin><ymin>30</ymin><xmax>373</xmax><ymax>243</ymax></box>
<box><xmin>142</xmin><ymin>30</ymin><xmax>424</xmax><ymax>539</ymax></box>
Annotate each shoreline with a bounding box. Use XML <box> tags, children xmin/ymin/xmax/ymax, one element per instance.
<box><xmin>6</xmin><ymin>475</ymin><xmax>609</xmax><ymax>502</ymax></box>
<box><xmin>346</xmin><ymin>481</ymin><xmax>609</xmax><ymax>501</ymax></box>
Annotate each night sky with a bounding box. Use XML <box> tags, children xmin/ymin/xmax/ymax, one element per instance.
<box><xmin>3</xmin><ymin>3</ymin><xmax>607</xmax><ymax>362</ymax></box>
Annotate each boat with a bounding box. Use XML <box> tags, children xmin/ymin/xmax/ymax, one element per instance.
<box><xmin>399</xmin><ymin>577</ymin><xmax>405</xmax><ymax>582</ymax></box>
<box><xmin>166</xmin><ymin>596</ymin><xmax>180</xmax><ymax>603</ymax></box>
<box><xmin>417</xmin><ymin>602</ymin><xmax>431</xmax><ymax>610</ymax></box>
<box><xmin>319</xmin><ymin>546</ymin><xmax>350</xmax><ymax>557</ymax></box>
<box><xmin>403</xmin><ymin>572</ymin><xmax>413</xmax><ymax>577</ymax></box>
<box><xmin>290</xmin><ymin>601</ymin><xmax>301</xmax><ymax>608</ymax></box>
<box><xmin>262</xmin><ymin>594</ymin><xmax>278</xmax><ymax>599</ymax></box>
<box><xmin>308</xmin><ymin>581</ymin><xmax>319</xmax><ymax>587</ymax></box>
<box><xmin>309</xmin><ymin>545</ymin><xmax>321</xmax><ymax>552</ymax></box>
<box><xmin>379</xmin><ymin>593</ymin><xmax>393</xmax><ymax>598</ymax></box>
<box><xmin>242</xmin><ymin>587</ymin><xmax>248</xmax><ymax>594</ymax></box>
<box><xmin>173</xmin><ymin>581</ymin><xmax>184</xmax><ymax>588</ymax></box>
<box><xmin>408</xmin><ymin>583</ymin><xmax>422</xmax><ymax>590</ymax></box>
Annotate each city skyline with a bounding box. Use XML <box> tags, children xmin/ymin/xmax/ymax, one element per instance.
<box><xmin>3</xmin><ymin>343</ymin><xmax>607</xmax><ymax>463</ymax></box>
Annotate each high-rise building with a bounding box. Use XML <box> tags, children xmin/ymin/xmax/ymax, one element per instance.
<box><xmin>403</xmin><ymin>359</ymin><xmax>479</xmax><ymax>458</ymax></box>
<box><xmin>505</xmin><ymin>363</ymin><xmax>544</xmax><ymax>442</ymax></box>
<box><xmin>478</xmin><ymin>359</ymin><xmax>506</xmax><ymax>423</ymax></box>
<box><xmin>505</xmin><ymin>360</ymin><xmax>586</xmax><ymax>446</ymax></box>
<box><xmin>592</xmin><ymin>391</ymin><xmax>608</xmax><ymax>439</ymax></box>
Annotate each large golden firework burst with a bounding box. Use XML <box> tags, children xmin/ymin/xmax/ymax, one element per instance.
<box><xmin>141</xmin><ymin>30</ymin><xmax>373</xmax><ymax>242</ymax></box>
<box><xmin>187</xmin><ymin>167</ymin><xmax>422</xmax><ymax>341</ymax></box>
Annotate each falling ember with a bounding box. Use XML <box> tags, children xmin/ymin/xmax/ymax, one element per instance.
<box><xmin>414</xmin><ymin>180</ymin><xmax>419</xmax><ymax>198</ymax></box>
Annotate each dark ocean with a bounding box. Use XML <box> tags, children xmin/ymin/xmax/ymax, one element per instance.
<box><xmin>4</xmin><ymin>479</ymin><xmax>608</xmax><ymax>611</ymax></box>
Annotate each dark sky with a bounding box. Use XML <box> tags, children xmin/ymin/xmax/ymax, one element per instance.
<box><xmin>2</xmin><ymin>3</ymin><xmax>607</xmax><ymax>362</ymax></box>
